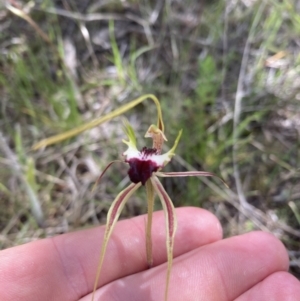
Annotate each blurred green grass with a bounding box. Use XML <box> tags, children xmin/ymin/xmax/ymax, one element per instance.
<box><xmin>0</xmin><ymin>0</ymin><xmax>300</xmax><ymax>278</ymax></box>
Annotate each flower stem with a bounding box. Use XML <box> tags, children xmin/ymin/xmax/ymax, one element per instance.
<box><xmin>145</xmin><ymin>179</ymin><xmax>155</xmax><ymax>268</ymax></box>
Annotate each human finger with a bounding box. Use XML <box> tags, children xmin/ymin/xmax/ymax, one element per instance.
<box><xmin>234</xmin><ymin>271</ymin><xmax>300</xmax><ymax>301</ymax></box>
<box><xmin>0</xmin><ymin>207</ymin><xmax>222</xmax><ymax>301</ymax></box>
<box><xmin>84</xmin><ymin>231</ymin><xmax>289</xmax><ymax>301</ymax></box>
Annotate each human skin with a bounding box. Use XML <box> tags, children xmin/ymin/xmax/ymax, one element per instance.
<box><xmin>0</xmin><ymin>207</ymin><xmax>299</xmax><ymax>301</ymax></box>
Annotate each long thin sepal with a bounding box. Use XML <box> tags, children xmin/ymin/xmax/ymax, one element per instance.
<box><xmin>91</xmin><ymin>182</ymin><xmax>142</xmax><ymax>301</ymax></box>
<box><xmin>150</xmin><ymin>176</ymin><xmax>177</xmax><ymax>301</ymax></box>
<box><xmin>92</xmin><ymin>160</ymin><xmax>124</xmax><ymax>192</ymax></box>
<box><xmin>32</xmin><ymin>94</ymin><xmax>164</xmax><ymax>150</ymax></box>
<box><xmin>156</xmin><ymin>171</ymin><xmax>229</xmax><ymax>188</ymax></box>
<box><xmin>145</xmin><ymin>179</ymin><xmax>155</xmax><ymax>268</ymax></box>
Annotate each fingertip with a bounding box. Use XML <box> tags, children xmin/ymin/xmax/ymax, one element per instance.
<box><xmin>176</xmin><ymin>207</ymin><xmax>223</xmax><ymax>243</ymax></box>
<box><xmin>267</xmin><ymin>271</ymin><xmax>300</xmax><ymax>297</ymax></box>
<box><xmin>236</xmin><ymin>271</ymin><xmax>300</xmax><ymax>301</ymax></box>
<box><xmin>238</xmin><ymin>231</ymin><xmax>289</xmax><ymax>272</ymax></box>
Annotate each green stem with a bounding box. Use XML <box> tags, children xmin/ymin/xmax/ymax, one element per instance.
<box><xmin>145</xmin><ymin>179</ymin><xmax>155</xmax><ymax>268</ymax></box>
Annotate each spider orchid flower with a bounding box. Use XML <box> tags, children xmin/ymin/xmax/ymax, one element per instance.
<box><xmin>91</xmin><ymin>121</ymin><xmax>225</xmax><ymax>301</ymax></box>
<box><xmin>31</xmin><ymin>94</ymin><xmax>225</xmax><ymax>301</ymax></box>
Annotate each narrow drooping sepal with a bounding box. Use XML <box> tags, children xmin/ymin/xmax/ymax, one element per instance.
<box><xmin>92</xmin><ymin>160</ymin><xmax>123</xmax><ymax>192</ymax></box>
<box><xmin>91</xmin><ymin>182</ymin><xmax>142</xmax><ymax>301</ymax></box>
<box><xmin>151</xmin><ymin>176</ymin><xmax>177</xmax><ymax>301</ymax></box>
<box><xmin>156</xmin><ymin>170</ymin><xmax>228</xmax><ymax>188</ymax></box>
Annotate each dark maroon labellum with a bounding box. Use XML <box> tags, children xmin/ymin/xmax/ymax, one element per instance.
<box><xmin>127</xmin><ymin>147</ymin><xmax>159</xmax><ymax>185</ymax></box>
